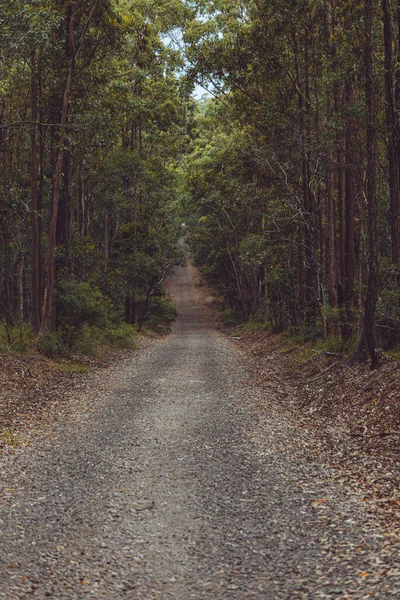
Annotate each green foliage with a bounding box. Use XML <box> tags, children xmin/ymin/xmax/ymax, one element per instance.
<box><xmin>222</xmin><ymin>308</ymin><xmax>243</xmax><ymax>327</ymax></box>
<box><xmin>320</xmin><ymin>304</ymin><xmax>340</xmax><ymax>321</ymax></box>
<box><xmin>36</xmin><ymin>330</ymin><xmax>68</xmax><ymax>357</ymax></box>
<box><xmin>0</xmin><ymin>431</ymin><xmax>19</xmax><ymax>447</ymax></box>
<box><xmin>35</xmin><ymin>281</ymin><xmax>112</xmax><ymax>355</ymax></box>
<box><xmin>56</xmin><ymin>280</ymin><xmax>110</xmax><ymax>330</ymax></box>
<box><xmin>239</xmin><ymin>235</ymin><xmax>265</xmax><ymax>269</ymax></box>
<box><xmin>323</xmin><ymin>336</ymin><xmax>345</xmax><ymax>355</ymax></box>
<box><xmin>0</xmin><ymin>0</ymin><xmax>188</xmax><ymax>350</ymax></box>
<box><xmin>244</xmin><ymin>315</ymin><xmax>269</xmax><ymax>331</ymax></box>
<box><xmin>104</xmin><ymin>324</ymin><xmax>137</xmax><ymax>349</ymax></box>
<box><xmin>37</xmin><ymin>320</ymin><xmax>138</xmax><ymax>357</ymax></box>
<box><xmin>55</xmin><ymin>280</ymin><xmax>110</xmax><ymax>351</ymax></box>
<box><xmin>377</xmin><ymin>259</ymin><xmax>400</xmax><ymax>320</ymax></box>
<box><xmin>387</xmin><ymin>345</ymin><xmax>400</xmax><ymax>362</ymax></box>
<box><xmin>0</xmin><ymin>324</ymin><xmax>34</xmax><ymax>354</ymax></box>
<box><xmin>144</xmin><ymin>298</ymin><xmax>178</xmax><ymax>330</ymax></box>
<box><xmin>53</xmin><ymin>362</ymin><xmax>89</xmax><ymax>374</ymax></box>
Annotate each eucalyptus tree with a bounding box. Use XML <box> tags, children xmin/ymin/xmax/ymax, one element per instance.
<box><xmin>181</xmin><ymin>0</ymin><xmax>399</xmax><ymax>365</ymax></box>
<box><xmin>0</xmin><ymin>0</ymin><xmax>191</xmax><ymax>346</ymax></box>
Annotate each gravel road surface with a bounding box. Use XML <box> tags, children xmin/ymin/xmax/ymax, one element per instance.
<box><xmin>1</xmin><ymin>265</ymin><xmax>399</xmax><ymax>599</ymax></box>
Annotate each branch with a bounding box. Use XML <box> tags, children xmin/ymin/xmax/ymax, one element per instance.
<box><xmin>0</xmin><ymin>121</ymin><xmax>74</xmax><ymax>130</ymax></box>
<box><xmin>74</xmin><ymin>2</ymin><xmax>99</xmax><ymax>64</ymax></box>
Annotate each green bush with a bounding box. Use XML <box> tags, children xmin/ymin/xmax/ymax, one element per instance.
<box><xmin>105</xmin><ymin>323</ymin><xmax>137</xmax><ymax>349</ymax></box>
<box><xmin>36</xmin><ymin>330</ymin><xmax>67</xmax><ymax>357</ymax></box>
<box><xmin>244</xmin><ymin>317</ymin><xmax>268</xmax><ymax>331</ymax></box>
<box><xmin>0</xmin><ymin>323</ymin><xmax>33</xmax><ymax>354</ymax></box>
<box><xmin>322</xmin><ymin>335</ymin><xmax>344</xmax><ymax>354</ymax></box>
<box><xmin>55</xmin><ymin>280</ymin><xmax>111</xmax><ymax>351</ymax></box>
<box><xmin>56</xmin><ymin>280</ymin><xmax>110</xmax><ymax>329</ymax></box>
<box><xmin>71</xmin><ymin>324</ymin><xmax>104</xmax><ymax>356</ymax></box>
<box><xmin>70</xmin><ymin>323</ymin><xmax>137</xmax><ymax>356</ymax></box>
<box><xmin>144</xmin><ymin>297</ymin><xmax>178</xmax><ymax>330</ymax></box>
<box><xmin>377</xmin><ymin>259</ymin><xmax>400</xmax><ymax>320</ymax></box>
<box><xmin>221</xmin><ymin>307</ymin><xmax>242</xmax><ymax>327</ymax></box>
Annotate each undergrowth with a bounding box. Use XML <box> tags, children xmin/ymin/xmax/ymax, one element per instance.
<box><xmin>0</xmin><ymin>431</ymin><xmax>19</xmax><ymax>446</ymax></box>
<box><xmin>387</xmin><ymin>344</ymin><xmax>400</xmax><ymax>362</ymax></box>
<box><xmin>0</xmin><ymin>323</ymin><xmax>33</xmax><ymax>354</ymax></box>
<box><xmin>143</xmin><ymin>297</ymin><xmax>177</xmax><ymax>330</ymax></box>
<box><xmin>1</xmin><ymin>296</ymin><xmax>176</xmax><ymax>359</ymax></box>
<box><xmin>221</xmin><ymin>308</ymin><xmax>243</xmax><ymax>327</ymax></box>
<box><xmin>36</xmin><ymin>322</ymin><xmax>139</xmax><ymax>357</ymax></box>
<box><xmin>53</xmin><ymin>362</ymin><xmax>89</xmax><ymax>374</ymax></box>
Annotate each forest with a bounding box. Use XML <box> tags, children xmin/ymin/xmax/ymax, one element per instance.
<box><xmin>1</xmin><ymin>0</ymin><xmax>400</xmax><ymax>368</ymax></box>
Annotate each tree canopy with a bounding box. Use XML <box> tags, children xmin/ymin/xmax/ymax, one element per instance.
<box><xmin>1</xmin><ymin>0</ymin><xmax>399</xmax><ymax>365</ymax></box>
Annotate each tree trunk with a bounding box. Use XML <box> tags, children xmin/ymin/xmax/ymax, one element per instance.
<box><xmin>382</xmin><ymin>0</ymin><xmax>400</xmax><ymax>265</ymax></box>
<box><xmin>303</xmin><ymin>31</ymin><xmax>318</xmax><ymax>331</ymax></box>
<box><xmin>39</xmin><ymin>3</ymin><xmax>96</xmax><ymax>337</ymax></box>
<box><xmin>349</xmin><ymin>0</ymin><xmax>379</xmax><ymax>368</ymax></box>
<box><xmin>16</xmin><ymin>234</ymin><xmax>24</xmax><ymax>330</ymax></box>
<box><xmin>39</xmin><ymin>62</ymin><xmax>74</xmax><ymax>336</ymax></box>
<box><xmin>326</xmin><ymin>96</ymin><xmax>339</xmax><ymax>334</ymax></box>
<box><xmin>56</xmin><ymin>149</ymin><xmax>70</xmax><ymax>269</ymax></box>
<box><xmin>343</xmin><ymin>81</ymin><xmax>356</xmax><ymax>339</ymax></box>
<box><xmin>30</xmin><ymin>49</ymin><xmax>41</xmax><ymax>333</ymax></box>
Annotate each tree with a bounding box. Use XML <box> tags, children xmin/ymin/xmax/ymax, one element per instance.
<box><xmin>349</xmin><ymin>0</ymin><xmax>379</xmax><ymax>368</ymax></box>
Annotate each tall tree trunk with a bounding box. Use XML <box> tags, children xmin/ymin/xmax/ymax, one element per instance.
<box><xmin>39</xmin><ymin>3</ymin><xmax>96</xmax><ymax>337</ymax></box>
<box><xmin>394</xmin><ymin>0</ymin><xmax>400</xmax><ymax>264</ymax></box>
<box><xmin>39</xmin><ymin>57</ymin><xmax>75</xmax><ymax>335</ymax></box>
<box><xmin>16</xmin><ymin>233</ymin><xmax>24</xmax><ymax>330</ymax></box>
<box><xmin>337</xmin><ymin>133</ymin><xmax>346</xmax><ymax>307</ymax></box>
<box><xmin>30</xmin><ymin>49</ymin><xmax>41</xmax><ymax>333</ymax></box>
<box><xmin>327</xmin><ymin>95</ymin><xmax>339</xmax><ymax>334</ymax></box>
<box><xmin>382</xmin><ymin>0</ymin><xmax>400</xmax><ymax>265</ymax></box>
<box><xmin>343</xmin><ymin>81</ymin><xmax>356</xmax><ymax>339</ymax></box>
<box><xmin>325</xmin><ymin>0</ymin><xmax>339</xmax><ymax>335</ymax></box>
<box><xmin>56</xmin><ymin>149</ymin><xmax>70</xmax><ymax>269</ymax></box>
<box><xmin>349</xmin><ymin>0</ymin><xmax>379</xmax><ymax>368</ymax></box>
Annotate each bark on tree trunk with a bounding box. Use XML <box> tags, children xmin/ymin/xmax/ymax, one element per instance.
<box><xmin>344</xmin><ymin>81</ymin><xmax>356</xmax><ymax>340</ymax></box>
<box><xmin>349</xmin><ymin>0</ymin><xmax>379</xmax><ymax>369</ymax></box>
<box><xmin>30</xmin><ymin>49</ymin><xmax>41</xmax><ymax>333</ymax></box>
<box><xmin>39</xmin><ymin>63</ymin><xmax>74</xmax><ymax>336</ymax></box>
<box><xmin>327</xmin><ymin>95</ymin><xmax>339</xmax><ymax>335</ymax></box>
<box><xmin>38</xmin><ymin>3</ymin><xmax>96</xmax><ymax>338</ymax></box>
<box><xmin>382</xmin><ymin>0</ymin><xmax>400</xmax><ymax>265</ymax></box>
<box><xmin>16</xmin><ymin>235</ymin><xmax>24</xmax><ymax>331</ymax></box>
<box><xmin>56</xmin><ymin>149</ymin><xmax>70</xmax><ymax>270</ymax></box>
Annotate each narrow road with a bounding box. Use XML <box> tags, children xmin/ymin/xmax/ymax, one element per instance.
<box><xmin>1</xmin><ymin>265</ymin><xmax>398</xmax><ymax>599</ymax></box>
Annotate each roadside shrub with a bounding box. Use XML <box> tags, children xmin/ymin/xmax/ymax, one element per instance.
<box><xmin>0</xmin><ymin>323</ymin><xmax>33</xmax><ymax>354</ymax></box>
<box><xmin>55</xmin><ymin>280</ymin><xmax>110</xmax><ymax>351</ymax></box>
<box><xmin>105</xmin><ymin>323</ymin><xmax>137</xmax><ymax>349</ymax></box>
<box><xmin>56</xmin><ymin>280</ymin><xmax>110</xmax><ymax>329</ymax></box>
<box><xmin>73</xmin><ymin>324</ymin><xmax>104</xmax><ymax>356</ymax></box>
<box><xmin>144</xmin><ymin>297</ymin><xmax>178</xmax><ymax>330</ymax></box>
<box><xmin>222</xmin><ymin>307</ymin><xmax>242</xmax><ymax>327</ymax></box>
<box><xmin>322</xmin><ymin>335</ymin><xmax>344</xmax><ymax>354</ymax></box>
<box><xmin>377</xmin><ymin>259</ymin><xmax>400</xmax><ymax>320</ymax></box>
<box><xmin>36</xmin><ymin>330</ymin><xmax>67</xmax><ymax>357</ymax></box>
<box><xmin>244</xmin><ymin>317</ymin><xmax>268</xmax><ymax>331</ymax></box>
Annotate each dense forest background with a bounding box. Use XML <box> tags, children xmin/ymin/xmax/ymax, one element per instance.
<box><xmin>1</xmin><ymin>0</ymin><xmax>400</xmax><ymax>367</ymax></box>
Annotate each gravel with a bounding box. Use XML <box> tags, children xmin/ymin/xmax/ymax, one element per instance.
<box><xmin>1</xmin><ymin>265</ymin><xmax>399</xmax><ymax>599</ymax></box>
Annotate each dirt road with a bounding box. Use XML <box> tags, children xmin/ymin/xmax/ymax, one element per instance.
<box><xmin>1</xmin><ymin>265</ymin><xmax>399</xmax><ymax>599</ymax></box>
